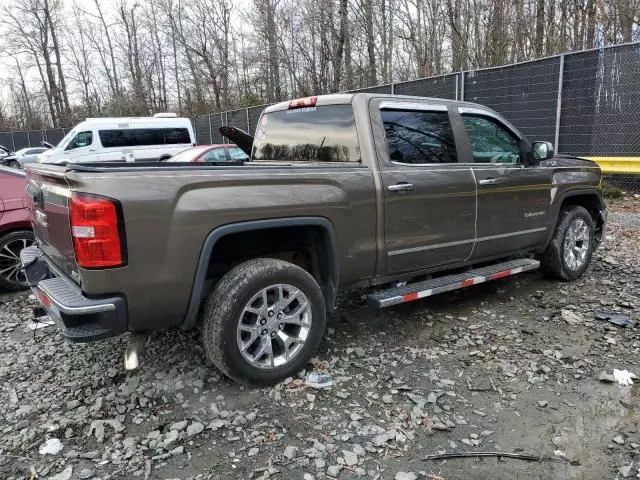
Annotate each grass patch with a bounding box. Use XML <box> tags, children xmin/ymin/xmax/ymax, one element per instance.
<box><xmin>602</xmin><ymin>182</ymin><xmax>624</xmax><ymax>199</ymax></box>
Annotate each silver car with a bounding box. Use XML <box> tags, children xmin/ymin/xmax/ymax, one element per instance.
<box><xmin>1</xmin><ymin>147</ymin><xmax>49</xmax><ymax>169</ymax></box>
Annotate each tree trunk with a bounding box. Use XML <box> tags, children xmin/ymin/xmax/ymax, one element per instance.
<box><xmin>44</xmin><ymin>0</ymin><xmax>70</xmax><ymax>124</ymax></box>
<box><xmin>447</xmin><ymin>0</ymin><xmax>465</xmax><ymax>71</ymax></box>
<box><xmin>534</xmin><ymin>0</ymin><xmax>545</xmax><ymax>56</ymax></box>
<box><xmin>333</xmin><ymin>0</ymin><xmax>348</xmax><ymax>90</ymax></box>
<box><xmin>364</xmin><ymin>0</ymin><xmax>376</xmax><ymax>85</ymax></box>
<box><xmin>545</xmin><ymin>0</ymin><xmax>556</xmax><ymax>52</ymax></box>
<box><xmin>344</xmin><ymin>5</ymin><xmax>353</xmax><ymax>89</ymax></box>
<box><xmin>94</xmin><ymin>0</ymin><xmax>120</xmax><ymax>97</ymax></box>
<box><xmin>14</xmin><ymin>59</ymin><xmax>34</xmax><ymax>123</ymax></box>
<box><xmin>619</xmin><ymin>0</ymin><xmax>633</xmax><ymax>42</ymax></box>
<box><xmin>585</xmin><ymin>0</ymin><xmax>597</xmax><ymax>47</ymax></box>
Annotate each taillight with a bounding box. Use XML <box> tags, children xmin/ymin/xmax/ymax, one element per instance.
<box><xmin>69</xmin><ymin>194</ymin><xmax>125</xmax><ymax>268</ymax></box>
<box><xmin>288</xmin><ymin>96</ymin><xmax>317</xmax><ymax>109</ymax></box>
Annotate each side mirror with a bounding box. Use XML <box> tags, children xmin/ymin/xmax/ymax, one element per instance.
<box><xmin>531</xmin><ymin>141</ymin><xmax>554</xmax><ymax>162</ymax></box>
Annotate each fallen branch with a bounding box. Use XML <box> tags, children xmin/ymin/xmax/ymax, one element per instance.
<box><xmin>422</xmin><ymin>451</ymin><xmax>579</xmax><ymax>466</ymax></box>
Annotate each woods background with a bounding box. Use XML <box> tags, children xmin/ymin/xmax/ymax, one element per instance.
<box><xmin>0</xmin><ymin>0</ymin><xmax>638</xmax><ymax>130</ymax></box>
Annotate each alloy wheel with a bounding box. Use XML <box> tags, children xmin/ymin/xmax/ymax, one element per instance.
<box><xmin>563</xmin><ymin>217</ymin><xmax>590</xmax><ymax>271</ymax></box>
<box><xmin>236</xmin><ymin>283</ymin><xmax>312</xmax><ymax>369</ymax></box>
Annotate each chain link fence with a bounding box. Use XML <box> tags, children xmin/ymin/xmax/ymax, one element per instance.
<box><xmin>2</xmin><ymin>43</ymin><xmax>639</xmax><ymax>192</ymax></box>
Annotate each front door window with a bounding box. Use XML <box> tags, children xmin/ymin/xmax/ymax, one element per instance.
<box><xmin>66</xmin><ymin>131</ymin><xmax>93</xmax><ymax>151</ymax></box>
<box><xmin>462</xmin><ymin>115</ymin><xmax>521</xmax><ymax>164</ymax></box>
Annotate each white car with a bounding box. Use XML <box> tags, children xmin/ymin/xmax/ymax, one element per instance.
<box><xmin>37</xmin><ymin>113</ymin><xmax>195</xmax><ymax>164</ymax></box>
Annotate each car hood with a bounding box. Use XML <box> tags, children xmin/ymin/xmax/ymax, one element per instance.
<box><xmin>36</xmin><ymin>148</ymin><xmax>60</xmax><ymax>162</ymax></box>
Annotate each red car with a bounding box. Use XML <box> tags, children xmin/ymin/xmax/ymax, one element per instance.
<box><xmin>168</xmin><ymin>144</ymin><xmax>249</xmax><ymax>163</ymax></box>
<box><xmin>0</xmin><ymin>166</ymin><xmax>33</xmax><ymax>290</ymax></box>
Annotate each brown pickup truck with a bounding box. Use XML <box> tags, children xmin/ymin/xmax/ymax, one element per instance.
<box><xmin>21</xmin><ymin>93</ymin><xmax>606</xmax><ymax>385</ymax></box>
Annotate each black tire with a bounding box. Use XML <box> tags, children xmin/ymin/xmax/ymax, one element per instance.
<box><xmin>201</xmin><ymin>258</ymin><xmax>326</xmax><ymax>386</ymax></box>
<box><xmin>0</xmin><ymin>230</ymin><xmax>34</xmax><ymax>291</ymax></box>
<box><xmin>539</xmin><ymin>205</ymin><xmax>595</xmax><ymax>280</ymax></box>
<box><xmin>7</xmin><ymin>160</ymin><xmax>21</xmax><ymax>169</ymax></box>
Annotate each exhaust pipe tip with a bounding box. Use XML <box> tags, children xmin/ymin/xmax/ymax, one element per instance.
<box><xmin>124</xmin><ymin>333</ymin><xmax>149</xmax><ymax>371</ymax></box>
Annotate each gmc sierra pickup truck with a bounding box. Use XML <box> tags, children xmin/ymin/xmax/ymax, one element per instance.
<box><xmin>21</xmin><ymin>93</ymin><xmax>606</xmax><ymax>385</ymax></box>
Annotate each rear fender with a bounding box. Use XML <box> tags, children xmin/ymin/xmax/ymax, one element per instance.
<box><xmin>180</xmin><ymin>217</ymin><xmax>339</xmax><ymax>330</ymax></box>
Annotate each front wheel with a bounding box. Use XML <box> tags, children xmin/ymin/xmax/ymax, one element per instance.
<box><xmin>6</xmin><ymin>160</ymin><xmax>21</xmax><ymax>169</ymax></box>
<box><xmin>201</xmin><ymin>258</ymin><xmax>326</xmax><ymax>385</ymax></box>
<box><xmin>540</xmin><ymin>205</ymin><xmax>595</xmax><ymax>280</ymax></box>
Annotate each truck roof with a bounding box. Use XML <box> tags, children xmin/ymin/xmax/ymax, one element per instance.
<box><xmin>79</xmin><ymin>117</ymin><xmax>192</xmax><ymax>125</ymax></box>
<box><xmin>264</xmin><ymin>93</ymin><xmax>483</xmax><ymax>114</ymax></box>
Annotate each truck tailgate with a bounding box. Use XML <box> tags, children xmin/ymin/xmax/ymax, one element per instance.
<box><xmin>25</xmin><ymin>166</ymin><xmax>79</xmax><ymax>282</ymax></box>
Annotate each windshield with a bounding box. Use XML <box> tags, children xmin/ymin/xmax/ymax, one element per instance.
<box><xmin>252</xmin><ymin>105</ymin><xmax>360</xmax><ymax>163</ymax></box>
<box><xmin>14</xmin><ymin>148</ymin><xmax>31</xmax><ymax>156</ymax></box>
<box><xmin>56</xmin><ymin>128</ymin><xmax>77</xmax><ymax>149</ymax></box>
<box><xmin>167</xmin><ymin>147</ymin><xmax>210</xmax><ymax>162</ymax></box>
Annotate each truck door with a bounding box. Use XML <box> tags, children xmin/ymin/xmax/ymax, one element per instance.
<box><xmin>370</xmin><ymin>100</ymin><xmax>477</xmax><ymax>274</ymax></box>
<box><xmin>454</xmin><ymin>107</ymin><xmax>552</xmax><ymax>259</ymax></box>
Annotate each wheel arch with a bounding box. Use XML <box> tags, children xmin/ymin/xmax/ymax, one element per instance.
<box><xmin>0</xmin><ymin>223</ymin><xmax>33</xmax><ymax>237</ymax></box>
<box><xmin>542</xmin><ymin>189</ymin><xmax>605</xmax><ymax>251</ymax></box>
<box><xmin>180</xmin><ymin>217</ymin><xmax>340</xmax><ymax>330</ymax></box>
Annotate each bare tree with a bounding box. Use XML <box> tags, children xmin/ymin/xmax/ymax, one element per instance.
<box><xmin>0</xmin><ymin>0</ymin><xmax>639</xmax><ymax>128</ymax></box>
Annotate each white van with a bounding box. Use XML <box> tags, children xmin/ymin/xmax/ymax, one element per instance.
<box><xmin>37</xmin><ymin>114</ymin><xmax>195</xmax><ymax>164</ymax></box>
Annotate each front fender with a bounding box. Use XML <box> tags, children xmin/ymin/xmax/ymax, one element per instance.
<box><xmin>540</xmin><ymin>188</ymin><xmax>605</xmax><ymax>251</ymax></box>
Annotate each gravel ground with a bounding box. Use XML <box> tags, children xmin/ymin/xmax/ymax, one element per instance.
<box><xmin>2</xmin><ymin>198</ymin><xmax>640</xmax><ymax>480</ymax></box>
<box><xmin>609</xmin><ymin>212</ymin><xmax>640</xmax><ymax>229</ymax></box>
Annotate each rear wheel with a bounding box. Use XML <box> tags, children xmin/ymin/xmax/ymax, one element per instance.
<box><xmin>0</xmin><ymin>230</ymin><xmax>35</xmax><ymax>290</ymax></box>
<box><xmin>201</xmin><ymin>258</ymin><xmax>326</xmax><ymax>385</ymax></box>
<box><xmin>540</xmin><ymin>205</ymin><xmax>595</xmax><ymax>280</ymax></box>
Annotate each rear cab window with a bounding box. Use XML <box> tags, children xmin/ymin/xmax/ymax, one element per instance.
<box><xmin>252</xmin><ymin>105</ymin><xmax>360</xmax><ymax>163</ymax></box>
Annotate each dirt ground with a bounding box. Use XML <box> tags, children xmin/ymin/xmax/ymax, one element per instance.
<box><xmin>1</xmin><ymin>198</ymin><xmax>640</xmax><ymax>480</ymax></box>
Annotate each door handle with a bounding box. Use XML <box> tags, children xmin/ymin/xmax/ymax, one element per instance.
<box><xmin>387</xmin><ymin>182</ymin><xmax>414</xmax><ymax>192</ymax></box>
<box><xmin>478</xmin><ymin>178</ymin><xmax>502</xmax><ymax>186</ymax></box>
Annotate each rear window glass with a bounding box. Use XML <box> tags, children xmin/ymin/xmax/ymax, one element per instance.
<box><xmin>99</xmin><ymin>128</ymin><xmax>191</xmax><ymax>148</ymax></box>
<box><xmin>252</xmin><ymin>105</ymin><xmax>360</xmax><ymax>163</ymax></box>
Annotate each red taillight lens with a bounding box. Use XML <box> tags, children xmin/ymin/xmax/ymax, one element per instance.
<box><xmin>70</xmin><ymin>194</ymin><xmax>124</xmax><ymax>268</ymax></box>
<box><xmin>288</xmin><ymin>96</ymin><xmax>318</xmax><ymax>109</ymax></box>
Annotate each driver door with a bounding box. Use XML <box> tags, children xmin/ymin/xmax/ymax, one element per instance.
<box><xmin>65</xmin><ymin>130</ymin><xmax>95</xmax><ymax>162</ymax></box>
<box><xmin>455</xmin><ymin>108</ymin><xmax>552</xmax><ymax>259</ymax></box>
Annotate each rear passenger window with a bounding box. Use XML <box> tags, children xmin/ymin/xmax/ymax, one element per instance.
<box><xmin>228</xmin><ymin>147</ymin><xmax>249</xmax><ymax>161</ymax></box>
<box><xmin>202</xmin><ymin>148</ymin><xmax>227</xmax><ymax>162</ymax></box>
<box><xmin>381</xmin><ymin>110</ymin><xmax>457</xmax><ymax>164</ymax></box>
<box><xmin>99</xmin><ymin>128</ymin><xmax>191</xmax><ymax>148</ymax></box>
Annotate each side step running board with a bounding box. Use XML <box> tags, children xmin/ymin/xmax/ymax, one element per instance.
<box><xmin>367</xmin><ymin>258</ymin><xmax>540</xmax><ymax>308</ymax></box>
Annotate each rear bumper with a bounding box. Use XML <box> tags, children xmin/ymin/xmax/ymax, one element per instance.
<box><xmin>20</xmin><ymin>246</ymin><xmax>128</xmax><ymax>342</ymax></box>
